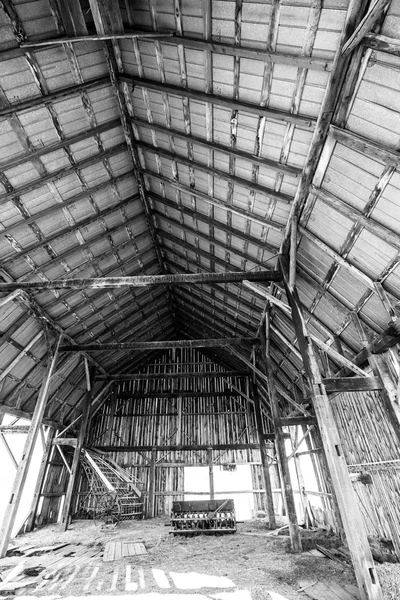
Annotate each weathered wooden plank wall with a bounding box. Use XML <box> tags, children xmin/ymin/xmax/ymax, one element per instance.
<box><xmin>331</xmin><ymin>387</ymin><xmax>400</xmax><ymax>558</ymax></box>
<box><xmin>83</xmin><ymin>349</ymin><xmax>272</xmax><ymax>516</ymax></box>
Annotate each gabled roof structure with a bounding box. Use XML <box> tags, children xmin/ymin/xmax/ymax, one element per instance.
<box><xmin>1</xmin><ymin>1</ymin><xmax>400</xmax><ymax>598</ymax></box>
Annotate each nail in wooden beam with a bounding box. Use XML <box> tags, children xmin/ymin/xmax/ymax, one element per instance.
<box><xmin>0</xmin><ymin>335</ymin><xmax>62</xmax><ymax>557</ymax></box>
<box><xmin>25</xmin><ymin>427</ymin><xmax>56</xmax><ymax>532</ymax></box>
<box><xmin>261</xmin><ymin>310</ymin><xmax>302</xmax><ymax>552</ymax></box>
<box><xmin>252</xmin><ymin>382</ymin><xmax>276</xmax><ymax>529</ymax></box>
<box><xmin>60</xmin><ymin>365</ymin><xmax>95</xmax><ymax>530</ymax></box>
<box><xmin>279</xmin><ymin>254</ymin><xmax>383</xmax><ymax>600</ymax></box>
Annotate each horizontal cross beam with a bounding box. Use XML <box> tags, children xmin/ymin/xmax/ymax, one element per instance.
<box><xmin>0</xmin><ymin>270</ymin><xmax>280</xmax><ymax>291</ymax></box>
<box><xmin>119</xmin><ymin>75</ymin><xmax>316</xmax><ymax>129</ymax></box>
<box><xmin>96</xmin><ymin>370</ymin><xmax>250</xmax><ymax>381</ymax></box>
<box><xmin>322</xmin><ymin>376</ymin><xmax>382</xmax><ymax>393</ymax></box>
<box><xmin>132</xmin><ymin>116</ymin><xmax>302</xmax><ymax>177</ymax></box>
<box><xmin>60</xmin><ymin>338</ymin><xmax>258</xmax><ymax>351</ymax></box>
<box><xmin>20</xmin><ymin>32</ymin><xmax>174</xmax><ymax>46</ymax></box>
<box><xmin>93</xmin><ymin>443</ymin><xmax>259</xmax><ymax>452</ymax></box>
<box><xmin>0</xmin><ymin>76</ymin><xmax>110</xmax><ymax>118</ymax></box>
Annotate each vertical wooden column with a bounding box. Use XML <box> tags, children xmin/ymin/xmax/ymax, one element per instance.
<box><xmin>25</xmin><ymin>427</ymin><xmax>56</xmax><ymax>532</ymax></box>
<box><xmin>176</xmin><ymin>396</ymin><xmax>182</xmax><ymax>446</ymax></box>
<box><xmin>0</xmin><ymin>335</ymin><xmax>62</xmax><ymax>557</ymax></box>
<box><xmin>279</xmin><ymin>254</ymin><xmax>382</xmax><ymax>600</ymax></box>
<box><xmin>251</xmin><ymin>382</ymin><xmax>276</xmax><ymax>529</ymax></box>
<box><xmin>105</xmin><ymin>383</ymin><xmax>117</xmax><ymax>447</ymax></box>
<box><xmin>60</xmin><ymin>365</ymin><xmax>95</xmax><ymax>531</ymax></box>
<box><xmin>207</xmin><ymin>447</ymin><xmax>215</xmax><ymax>499</ymax></box>
<box><xmin>148</xmin><ymin>448</ymin><xmax>157</xmax><ymax>518</ymax></box>
<box><xmin>260</xmin><ymin>312</ymin><xmax>302</xmax><ymax>552</ymax></box>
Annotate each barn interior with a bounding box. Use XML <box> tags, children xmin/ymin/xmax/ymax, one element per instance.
<box><xmin>1</xmin><ymin>0</ymin><xmax>400</xmax><ymax>599</ymax></box>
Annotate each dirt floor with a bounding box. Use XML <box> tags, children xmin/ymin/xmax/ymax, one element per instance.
<box><xmin>5</xmin><ymin>516</ymin><xmax>366</xmax><ymax>600</ymax></box>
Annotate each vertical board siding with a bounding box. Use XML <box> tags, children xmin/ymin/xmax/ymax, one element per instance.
<box><xmin>332</xmin><ymin>389</ymin><xmax>400</xmax><ymax>557</ymax></box>
<box><xmin>86</xmin><ymin>348</ymin><xmax>266</xmax><ymax>515</ymax></box>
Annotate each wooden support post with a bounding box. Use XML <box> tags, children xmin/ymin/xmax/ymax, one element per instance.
<box><xmin>148</xmin><ymin>448</ymin><xmax>157</xmax><ymax>518</ymax></box>
<box><xmin>289</xmin><ymin>218</ymin><xmax>297</xmax><ymax>290</ymax></box>
<box><xmin>207</xmin><ymin>448</ymin><xmax>215</xmax><ymax>500</ymax></box>
<box><xmin>279</xmin><ymin>254</ymin><xmax>382</xmax><ymax>600</ymax></box>
<box><xmin>60</xmin><ymin>366</ymin><xmax>95</xmax><ymax>531</ymax></box>
<box><xmin>252</xmin><ymin>383</ymin><xmax>276</xmax><ymax>529</ymax></box>
<box><xmin>105</xmin><ymin>384</ymin><xmax>117</xmax><ymax>447</ymax></box>
<box><xmin>25</xmin><ymin>427</ymin><xmax>56</xmax><ymax>532</ymax></box>
<box><xmin>0</xmin><ymin>336</ymin><xmax>62</xmax><ymax>557</ymax></box>
<box><xmin>261</xmin><ymin>313</ymin><xmax>302</xmax><ymax>551</ymax></box>
<box><xmin>176</xmin><ymin>395</ymin><xmax>182</xmax><ymax>446</ymax></box>
<box><xmin>289</xmin><ymin>428</ymin><xmax>309</xmax><ymax>526</ymax></box>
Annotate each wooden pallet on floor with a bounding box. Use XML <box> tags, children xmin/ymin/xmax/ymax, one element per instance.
<box><xmin>298</xmin><ymin>579</ymin><xmax>360</xmax><ymax>600</ymax></box>
<box><xmin>103</xmin><ymin>541</ymin><xmax>147</xmax><ymax>562</ymax></box>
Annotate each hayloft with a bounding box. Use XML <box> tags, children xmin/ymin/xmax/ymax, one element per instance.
<box><xmin>0</xmin><ymin>1</ymin><xmax>400</xmax><ymax>599</ymax></box>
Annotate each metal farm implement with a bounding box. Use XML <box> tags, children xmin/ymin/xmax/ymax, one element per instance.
<box><xmin>77</xmin><ymin>449</ymin><xmax>143</xmax><ymax>524</ymax></box>
<box><xmin>170</xmin><ymin>499</ymin><xmax>236</xmax><ymax>535</ymax></box>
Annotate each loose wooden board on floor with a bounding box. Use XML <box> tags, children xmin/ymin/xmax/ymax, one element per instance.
<box><xmin>298</xmin><ymin>579</ymin><xmax>360</xmax><ymax>600</ymax></box>
<box><xmin>103</xmin><ymin>541</ymin><xmax>147</xmax><ymax>562</ymax></box>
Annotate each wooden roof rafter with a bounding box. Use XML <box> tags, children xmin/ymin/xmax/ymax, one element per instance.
<box><xmin>120</xmin><ymin>74</ymin><xmax>317</xmax><ymax>130</ymax></box>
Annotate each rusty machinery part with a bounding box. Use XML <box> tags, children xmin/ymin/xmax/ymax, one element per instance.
<box><xmin>94</xmin><ymin>491</ymin><xmax>122</xmax><ymax>525</ymax></box>
<box><xmin>170</xmin><ymin>499</ymin><xmax>236</xmax><ymax>535</ymax></box>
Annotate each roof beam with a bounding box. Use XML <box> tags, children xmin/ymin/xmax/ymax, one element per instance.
<box><xmin>0</xmin><ymin>77</ymin><xmax>110</xmax><ymax>118</ymax></box>
<box><xmin>137</xmin><ymin>140</ymin><xmax>293</xmax><ymax>205</ymax></box>
<box><xmin>0</xmin><ymin>270</ymin><xmax>280</xmax><ymax>291</ymax></box>
<box><xmin>0</xmin><ymin>35</ymin><xmax>332</xmax><ymax>71</ymax></box>
<box><xmin>145</xmin><ymin>171</ymin><xmax>284</xmax><ymax>238</ymax></box>
<box><xmin>132</xmin><ymin>116</ymin><xmax>301</xmax><ymax>177</ymax></box>
<box><xmin>330</xmin><ymin>124</ymin><xmax>400</xmax><ymax>167</ymax></box>
<box><xmin>310</xmin><ymin>185</ymin><xmax>400</xmax><ymax>251</ymax></box>
<box><xmin>0</xmin><ymin>172</ymin><xmax>132</xmax><ymax>239</ymax></box>
<box><xmin>150</xmin><ymin>192</ymin><xmax>280</xmax><ymax>251</ymax></box>
<box><xmin>0</xmin><ymin>142</ymin><xmax>127</xmax><ymax>205</ymax></box>
<box><xmin>60</xmin><ymin>338</ymin><xmax>257</xmax><ymax>352</ymax></box>
<box><xmin>85</xmin><ymin>0</ymin><xmax>165</xmax><ymax>273</ymax></box>
<box><xmin>158</xmin><ymin>226</ymin><xmax>271</xmax><ymax>274</ymax></box>
<box><xmin>20</xmin><ymin>32</ymin><xmax>174</xmax><ymax>46</ymax></box>
<box><xmin>15</xmin><ymin>291</ymin><xmax>107</xmax><ymax>375</ymax></box>
<box><xmin>154</xmin><ymin>34</ymin><xmax>332</xmax><ymax>72</ymax></box>
<box><xmin>174</xmin><ymin>293</ymin><xmax>256</xmax><ymax>340</ymax></box>
<box><xmin>342</xmin><ymin>0</ymin><xmax>391</xmax><ymax>56</ymax></box>
<box><xmin>119</xmin><ymin>75</ymin><xmax>316</xmax><ymax>129</ymax></box>
<box><xmin>18</xmin><ymin>225</ymin><xmax>154</xmax><ymax>284</ymax></box>
<box><xmin>363</xmin><ymin>32</ymin><xmax>400</xmax><ymax>56</ymax></box>
<box><xmin>2</xmin><ymin>194</ymin><xmax>141</xmax><ymax>266</ymax></box>
<box><xmin>67</xmin><ymin>293</ymin><xmax>169</xmax><ymax>344</ymax></box>
<box><xmin>96</xmin><ymin>370</ymin><xmax>250</xmax><ymax>381</ymax></box>
<box><xmin>280</xmin><ymin>0</ymin><xmax>369</xmax><ymax>252</ymax></box>
<box><xmin>0</xmin><ymin>117</ymin><xmax>121</xmax><ymax>173</ymax></box>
